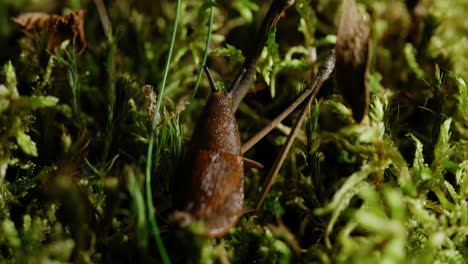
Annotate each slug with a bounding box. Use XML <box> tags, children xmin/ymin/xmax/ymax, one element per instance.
<box><xmin>171</xmin><ymin>0</ymin><xmax>295</xmax><ymax>237</ymax></box>
<box><xmin>172</xmin><ymin>67</ymin><xmax>248</xmax><ymax>237</ymax></box>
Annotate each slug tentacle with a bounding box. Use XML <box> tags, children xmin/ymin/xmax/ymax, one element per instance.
<box><xmin>228</xmin><ymin>68</ymin><xmax>247</xmax><ymax>95</ymax></box>
<box><xmin>204</xmin><ymin>66</ymin><xmax>219</xmax><ymax>93</ymax></box>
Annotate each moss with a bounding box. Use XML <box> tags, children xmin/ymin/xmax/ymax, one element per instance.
<box><xmin>0</xmin><ymin>0</ymin><xmax>466</xmax><ymax>263</ymax></box>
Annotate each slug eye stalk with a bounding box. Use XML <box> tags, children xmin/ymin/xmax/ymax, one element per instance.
<box><xmin>203</xmin><ymin>66</ymin><xmax>219</xmax><ymax>93</ymax></box>
<box><xmin>228</xmin><ymin>68</ymin><xmax>247</xmax><ymax>96</ymax></box>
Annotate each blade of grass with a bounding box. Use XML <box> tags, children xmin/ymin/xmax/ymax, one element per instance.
<box><xmin>93</xmin><ymin>0</ymin><xmax>116</xmax><ymax>164</ymax></box>
<box><xmin>145</xmin><ymin>0</ymin><xmax>181</xmax><ymax>263</ymax></box>
<box><xmin>102</xmin><ymin>32</ymin><xmax>116</xmax><ymax>163</ymax></box>
<box><xmin>50</xmin><ymin>42</ymin><xmax>80</xmax><ymax>122</ymax></box>
<box><xmin>190</xmin><ymin>1</ymin><xmax>214</xmax><ymax>101</ymax></box>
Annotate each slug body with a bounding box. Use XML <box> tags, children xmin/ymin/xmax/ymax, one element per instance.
<box><xmin>173</xmin><ymin>69</ymin><xmax>245</xmax><ymax>238</ymax></box>
<box><xmin>171</xmin><ymin>0</ymin><xmax>296</xmax><ymax>237</ymax></box>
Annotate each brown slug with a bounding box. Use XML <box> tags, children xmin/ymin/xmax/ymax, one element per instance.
<box><xmin>172</xmin><ymin>67</ymin><xmax>247</xmax><ymax>237</ymax></box>
<box><xmin>171</xmin><ymin>0</ymin><xmax>296</xmax><ymax>237</ymax></box>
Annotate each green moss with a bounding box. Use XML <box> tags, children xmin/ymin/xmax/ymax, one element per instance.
<box><xmin>0</xmin><ymin>0</ymin><xmax>466</xmax><ymax>263</ymax></box>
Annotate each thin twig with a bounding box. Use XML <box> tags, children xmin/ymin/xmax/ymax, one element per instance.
<box><xmin>242</xmin><ymin>51</ymin><xmax>336</xmax><ymax>154</ymax></box>
<box><xmin>93</xmin><ymin>0</ymin><xmax>112</xmax><ymax>36</ymax></box>
<box><xmin>230</xmin><ymin>0</ymin><xmax>295</xmax><ymax>111</ymax></box>
<box><xmin>253</xmin><ymin>51</ymin><xmax>336</xmax><ymax>210</ymax></box>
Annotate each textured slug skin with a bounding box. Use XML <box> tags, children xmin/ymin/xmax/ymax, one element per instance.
<box><xmin>174</xmin><ymin>91</ymin><xmax>245</xmax><ymax>237</ymax></box>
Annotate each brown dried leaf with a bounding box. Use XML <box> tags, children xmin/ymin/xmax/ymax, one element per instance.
<box><xmin>12</xmin><ymin>9</ymin><xmax>87</xmax><ymax>50</ymax></box>
<box><xmin>11</xmin><ymin>12</ymin><xmax>53</xmax><ymax>32</ymax></box>
<box><xmin>49</xmin><ymin>9</ymin><xmax>87</xmax><ymax>50</ymax></box>
<box><xmin>335</xmin><ymin>0</ymin><xmax>370</xmax><ymax>123</ymax></box>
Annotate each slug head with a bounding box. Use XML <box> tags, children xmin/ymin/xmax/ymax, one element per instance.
<box><xmin>190</xmin><ymin>67</ymin><xmax>241</xmax><ymax>155</ymax></box>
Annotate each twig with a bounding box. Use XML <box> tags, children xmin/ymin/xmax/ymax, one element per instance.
<box><xmin>253</xmin><ymin>51</ymin><xmax>336</xmax><ymax>210</ymax></box>
<box><xmin>93</xmin><ymin>0</ymin><xmax>112</xmax><ymax>36</ymax></box>
<box><xmin>242</xmin><ymin>51</ymin><xmax>336</xmax><ymax>154</ymax></box>
<box><xmin>230</xmin><ymin>0</ymin><xmax>295</xmax><ymax>111</ymax></box>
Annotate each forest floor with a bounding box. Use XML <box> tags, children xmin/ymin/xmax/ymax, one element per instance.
<box><xmin>0</xmin><ymin>0</ymin><xmax>467</xmax><ymax>263</ymax></box>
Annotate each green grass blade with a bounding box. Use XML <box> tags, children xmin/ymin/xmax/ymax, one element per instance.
<box><xmin>190</xmin><ymin>1</ymin><xmax>215</xmax><ymax>100</ymax></box>
<box><xmin>145</xmin><ymin>1</ymin><xmax>182</xmax><ymax>263</ymax></box>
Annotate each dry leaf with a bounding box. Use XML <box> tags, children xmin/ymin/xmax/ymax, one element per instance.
<box><xmin>49</xmin><ymin>9</ymin><xmax>87</xmax><ymax>50</ymax></box>
<box><xmin>335</xmin><ymin>0</ymin><xmax>370</xmax><ymax>123</ymax></box>
<box><xmin>11</xmin><ymin>12</ymin><xmax>53</xmax><ymax>32</ymax></box>
<box><xmin>12</xmin><ymin>9</ymin><xmax>87</xmax><ymax>50</ymax></box>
